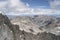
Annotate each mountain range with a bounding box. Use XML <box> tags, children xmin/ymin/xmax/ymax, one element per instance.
<box><xmin>0</xmin><ymin>14</ymin><xmax>60</xmax><ymax>40</ymax></box>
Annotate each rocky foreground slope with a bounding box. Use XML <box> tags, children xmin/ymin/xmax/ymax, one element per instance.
<box><xmin>0</xmin><ymin>14</ymin><xmax>60</xmax><ymax>40</ymax></box>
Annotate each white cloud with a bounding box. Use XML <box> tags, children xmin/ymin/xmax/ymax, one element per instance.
<box><xmin>0</xmin><ymin>1</ymin><xmax>7</xmax><ymax>9</ymax></box>
<box><xmin>0</xmin><ymin>0</ymin><xmax>30</xmax><ymax>14</ymax></box>
<box><xmin>50</xmin><ymin>0</ymin><xmax>60</xmax><ymax>9</ymax></box>
<box><xmin>0</xmin><ymin>0</ymin><xmax>60</xmax><ymax>15</ymax></box>
<box><xmin>26</xmin><ymin>3</ymin><xmax>30</xmax><ymax>7</ymax></box>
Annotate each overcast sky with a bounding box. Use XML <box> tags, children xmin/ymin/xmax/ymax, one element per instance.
<box><xmin>0</xmin><ymin>0</ymin><xmax>60</xmax><ymax>15</ymax></box>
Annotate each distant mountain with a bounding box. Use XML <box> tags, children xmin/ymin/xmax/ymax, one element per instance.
<box><xmin>7</xmin><ymin>14</ymin><xmax>60</xmax><ymax>20</ymax></box>
<box><xmin>47</xmin><ymin>14</ymin><xmax>60</xmax><ymax>18</ymax></box>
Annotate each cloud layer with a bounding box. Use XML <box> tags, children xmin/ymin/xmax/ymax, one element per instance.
<box><xmin>50</xmin><ymin>0</ymin><xmax>60</xmax><ymax>9</ymax></box>
<box><xmin>0</xmin><ymin>0</ymin><xmax>60</xmax><ymax>15</ymax></box>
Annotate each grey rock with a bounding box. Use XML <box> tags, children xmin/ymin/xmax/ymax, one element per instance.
<box><xmin>0</xmin><ymin>14</ymin><xmax>14</xmax><ymax>40</ymax></box>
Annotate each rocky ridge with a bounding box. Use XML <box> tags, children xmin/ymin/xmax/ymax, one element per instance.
<box><xmin>11</xmin><ymin>15</ymin><xmax>60</xmax><ymax>35</ymax></box>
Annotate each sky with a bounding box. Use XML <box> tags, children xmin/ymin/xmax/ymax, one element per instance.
<box><xmin>0</xmin><ymin>0</ymin><xmax>60</xmax><ymax>15</ymax></box>
<box><xmin>21</xmin><ymin>0</ymin><xmax>50</xmax><ymax>8</ymax></box>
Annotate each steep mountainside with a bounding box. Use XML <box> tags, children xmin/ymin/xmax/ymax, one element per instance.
<box><xmin>0</xmin><ymin>14</ymin><xmax>14</xmax><ymax>40</ymax></box>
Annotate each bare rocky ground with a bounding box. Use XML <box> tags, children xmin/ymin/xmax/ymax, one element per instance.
<box><xmin>0</xmin><ymin>14</ymin><xmax>60</xmax><ymax>40</ymax></box>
